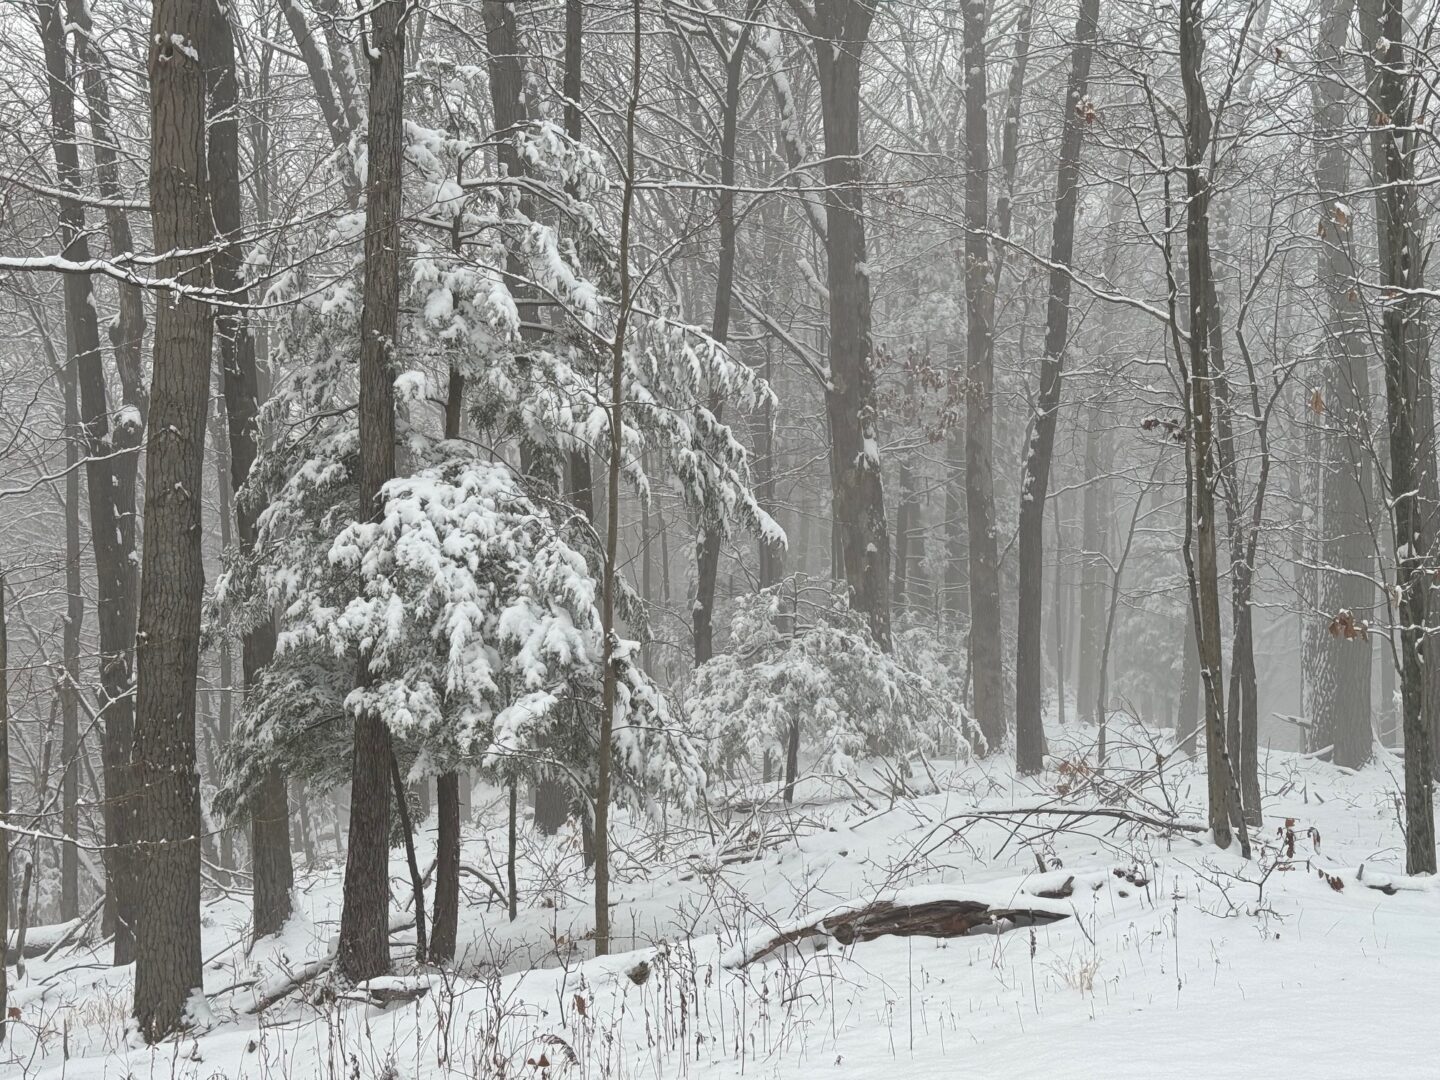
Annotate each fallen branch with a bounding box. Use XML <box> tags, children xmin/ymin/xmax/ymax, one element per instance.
<box><xmin>727</xmin><ymin>896</ymin><xmax>1068</xmax><ymax>968</ymax></box>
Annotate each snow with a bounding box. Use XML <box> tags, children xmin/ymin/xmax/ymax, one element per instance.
<box><xmin>7</xmin><ymin>720</ymin><xmax>1439</xmax><ymax>1078</ymax></box>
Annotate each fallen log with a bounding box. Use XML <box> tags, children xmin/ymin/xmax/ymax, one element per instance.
<box><xmin>728</xmin><ymin>897</ymin><xmax>1069</xmax><ymax>968</ymax></box>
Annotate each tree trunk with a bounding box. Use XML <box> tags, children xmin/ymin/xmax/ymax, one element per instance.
<box><xmin>36</xmin><ymin>0</ymin><xmax>142</xmax><ymax>966</ymax></box>
<box><xmin>692</xmin><ymin>13</ymin><xmax>756</xmax><ymax>666</ymax></box>
<box><xmin>813</xmin><ymin>0</ymin><xmax>890</xmax><ymax>651</ymax></box>
<box><xmin>132</xmin><ymin>2</ymin><xmax>215</xmax><ymax>1039</ymax></box>
<box><xmin>429</xmin><ymin>371</ymin><xmax>464</xmax><ymax>965</ymax></box>
<box><xmin>1363</xmin><ymin>0</ymin><xmax>1436</xmax><ymax>872</ymax></box>
<box><xmin>62</xmin><ymin>354</ymin><xmax>82</xmax><ymax>920</ymax></box>
<box><xmin>1051</xmin><ymin>503</ymin><xmax>1067</xmax><ymax>727</ymax></box>
<box><xmin>961</xmin><ymin>0</ymin><xmax>1004</xmax><ymax>749</ymax></box>
<box><xmin>1076</xmin><ymin>413</ymin><xmax>1108</xmax><ymax>725</ymax></box>
<box><xmin>1177</xmin><ymin>0</ymin><xmax>1241</xmax><ymax>853</ymax></box>
<box><xmin>205</xmin><ymin>0</ymin><xmax>294</xmax><ymax>940</ymax></box>
<box><xmin>337</xmin><ymin>0</ymin><xmax>405</xmax><ymax>982</ymax></box>
<box><xmin>1</xmin><ymin>574</ymin><xmax>8</xmax><ymax>1042</ymax></box>
<box><xmin>1178</xmin><ymin>610</ymin><xmax>1200</xmax><ymax>753</ymax></box>
<box><xmin>596</xmin><ymin>0</ymin><xmax>643</xmax><ymax>958</ymax></box>
<box><xmin>1013</xmin><ymin>0</ymin><xmax>1098</xmax><ymax>774</ymax></box>
<box><xmin>430</xmin><ymin>770</ymin><xmax>460</xmax><ymax>963</ymax></box>
<box><xmin>389</xmin><ymin>755</ymin><xmax>426</xmax><ymax>960</ymax></box>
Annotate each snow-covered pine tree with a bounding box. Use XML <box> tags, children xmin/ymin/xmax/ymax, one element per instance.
<box><xmin>213</xmin><ymin>80</ymin><xmax>782</xmax><ymax>887</ymax></box>
<box><xmin>687</xmin><ymin>576</ymin><xmax>971</xmax><ymax>804</ymax></box>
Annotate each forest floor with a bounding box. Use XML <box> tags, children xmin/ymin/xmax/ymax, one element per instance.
<box><xmin>5</xmin><ymin>717</ymin><xmax>1438</xmax><ymax>1079</ymax></box>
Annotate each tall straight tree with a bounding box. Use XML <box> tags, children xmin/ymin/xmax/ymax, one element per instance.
<box><xmin>1013</xmin><ymin>0</ymin><xmax>1100</xmax><ymax>775</ymax></box>
<box><xmin>35</xmin><ymin>0</ymin><xmax>142</xmax><ymax>965</ymax></box>
<box><xmin>961</xmin><ymin>0</ymin><xmax>1004</xmax><ymax>748</ymax></box>
<box><xmin>0</xmin><ymin>572</ymin><xmax>7</xmax><ymax>1041</ymax></box>
<box><xmin>132</xmin><ymin>0</ymin><xmax>214</xmax><ymax>1040</ymax></box>
<box><xmin>1309</xmin><ymin>0</ymin><xmax>1372</xmax><ymax>768</ymax></box>
<box><xmin>336</xmin><ymin>0</ymin><xmax>405</xmax><ymax>982</ymax></box>
<box><xmin>789</xmin><ymin>0</ymin><xmax>891</xmax><ymax>650</ymax></box>
<box><xmin>692</xmin><ymin>6</ymin><xmax>758</xmax><ymax>666</ymax></box>
<box><xmin>1364</xmin><ymin>0</ymin><xmax>1436</xmax><ymax>873</ymax></box>
<box><xmin>62</xmin><ymin>356</ymin><xmax>81</xmax><ymax>919</ymax></box>
<box><xmin>596</xmin><ymin>0</ymin><xmax>644</xmax><ymax>958</ymax></box>
<box><xmin>205</xmin><ymin>0</ymin><xmax>294</xmax><ymax>939</ymax></box>
<box><xmin>1176</xmin><ymin>0</ymin><xmax>1239</xmax><ymax>852</ymax></box>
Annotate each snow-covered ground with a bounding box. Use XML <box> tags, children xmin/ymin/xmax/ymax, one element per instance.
<box><xmin>5</xmin><ymin>721</ymin><xmax>1437</xmax><ymax>1079</ymax></box>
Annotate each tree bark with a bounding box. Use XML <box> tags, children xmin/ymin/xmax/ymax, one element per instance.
<box><xmin>1363</xmin><ymin>0</ymin><xmax>1436</xmax><ymax>872</ymax></box>
<box><xmin>597</xmin><ymin>0</ymin><xmax>643</xmax><ymax>957</ymax></box>
<box><xmin>1</xmin><ymin>574</ymin><xmax>8</xmax><ymax>1042</ymax></box>
<box><xmin>1308</xmin><ymin>0</ymin><xmax>1372</xmax><ymax>769</ymax></box>
<box><xmin>132</xmin><ymin>1</ymin><xmax>214</xmax><ymax>1039</ymax></box>
<box><xmin>804</xmin><ymin>0</ymin><xmax>891</xmax><ymax>650</ymax></box>
<box><xmin>961</xmin><ymin>0</ymin><xmax>1003</xmax><ymax>747</ymax></box>
<box><xmin>1013</xmin><ymin>0</ymin><xmax>1098</xmax><ymax>774</ymax></box>
<box><xmin>205</xmin><ymin>0</ymin><xmax>294</xmax><ymax>940</ymax></box>
<box><xmin>337</xmin><ymin>0</ymin><xmax>405</xmax><ymax>982</ymax></box>
<box><xmin>692</xmin><ymin>10</ymin><xmax>758</xmax><ymax>665</ymax></box>
<box><xmin>35</xmin><ymin>0</ymin><xmax>142</xmax><ymax>966</ymax></box>
<box><xmin>62</xmin><ymin>354</ymin><xmax>82</xmax><ymax>920</ymax></box>
<box><xmin>1177</xmin><ymin>0</ymin><xmax>1240</xmax><ymax>853</ymax></box>
<box><xmin>430</xmin><ymin>370</ymin><xmax>464</xmax><ymax>965</ymax></box>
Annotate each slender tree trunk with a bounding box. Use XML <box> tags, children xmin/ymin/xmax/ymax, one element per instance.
<box><xmin>1051</xmin><ymin>502</ymin><xmax>1067</xmax><ymax>727</ymax></box>
<box><xmin>36</xmin><ymin>0</ymin><xmax>142</xmax><ymax>966</ymax></box>
<box><xmin>692</xmin><ymin>12</ymin><xmax>757</xmax><ymax>665</ymax></box>
<box><xmin>596</xmin><ymin>0</ymin><xmax>643</xmax><ymax>958</ymax></box>
<box><xmin>337</xmin><ymin>0</ymin><xmax>405</xmax><ymax>982</ymax></box>
<box><xmin>1</xmin><ymin>574</ymin><xmax>8</xmax><ymax>1042</ymax></box>
<box><xmin>1076</xmin><ymin>414</ymin><xmax>1108</xmax><ymax>723</ymax></box>
<box><xmin>430</xmin><ymin>370</ymin><xmax>464</xmax><ymax>965</ymax></box>
<box><xmin>961</xmin><ymin>0</ymin><xmax>1004</xmax><ymax>748</ymax></box>
<box><xmin>389</xmin><ymin>755</ymin><xmax>426</xmax><ymax>960</ymax></box>
<box><xmin>62</xmin><ymin>356</ymin><xmax>82</xmax><ymax>920</ymax></box>
<box><xmin>132</xmin><ymin>2</ymin><xmax>214</xmax><ymax>1039</ymax></box>
<box><xmin>1014</xmin><ymin>0</ymin><xmax>1098</xmax><ymax>774</ymax></box>
<box><xmin>205</xmin><ymin>0</ymin><xmax>294</xmax><ymax>940</ymax></box>
<box><xmin>1177</xmin><ymin>0</ymin><xmax>1241</xmax><ymax>853</ymax></box>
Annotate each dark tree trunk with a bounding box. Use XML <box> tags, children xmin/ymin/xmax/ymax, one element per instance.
<box><xmin>337</xmin><ymin>0</ymin><xmax>405</xmax><ymax>982</ymax></box>
<box><xmin>693</xmin><ymin>14</ymin><xmax>755</xmax><ymax>665</ymax></box>
<box><xmin>1</xmin><ymin>574</ymin><xmax>8</xmax><ymax>1042</ymax></box>
<box><xmin>389</xmin><ymin>755</ymin><xmax>427</xmax><ymax>960</ymax></box>
<box><xmin>1013</xmin><ymin>0</ymin><xmax>1098</xmax><ymax>774</ymax></box>
<box><xmin>1177</xmin><ymin>0</ymin><xmax>1241</xmax><ymax>853</ymax></box>
<box><xmin>596</xmin><ymin>0</ymin><xmax>643</xmax><ymax>957</ymax></box>
<box><xmin>132</xmin><ymin>2</ymin><xmax>214</xmax><ymax>1039</ymax></box>
<box><xmin>808</xmin><ymin>0</ymin><xmax>891</xmax><ymax>651</ymax></box>
<box><xmin>1178</xmin><ymin>611</ymin><xmax>1200</xmax><ymax>753</ymax></box>
<box><xmin>1363</xmin><ymin>0</ymin><xmax>1436</xmax><ymax>872</ymax></box>
<box><xmin>429</xmin><ymin>770</ymin><xmax>460</xmax><ymax>963</ymax></box>
<box><xmin>62</xmin><ymin>356</ymin><xmax>82</xmax><ymax>920</ymax></box>
<box><xmin>961</xmin><ymin>0</ymin><xmax>1003</xmax><ymax>748</ymax></box>
<box><xmin>1050</xmin><ymin>505</ymin><xmax>1066</xmax><ymax>727</ymax></box>
<box><xmin>205</xmin><ymin>0</ymin><xmax>294</xmax><ymax>940</ymax></box>
<box><xmin>36</xmin><ymin>0</ymin><xmax>142</xmax><ymax>966</ymax></box>
<box><xmin>1076</xmin><ymin>413</ymin><xmax>1108</xmax><ymax>725</ymax></box>
<box><xmin>430</xmin><ymin>372</ymin><xmax>464</xmax><ymax>965</ymax></box>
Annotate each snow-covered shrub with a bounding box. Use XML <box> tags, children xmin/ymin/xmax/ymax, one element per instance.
<box><xmin>686</xmin><ymin>577</ymin><xmax>971</xmax><ymax>778</ymax></box>
<box><xmin>218</xmin><ymin>457</ymin><xmax>703</xmax><ymax>818</ymax></box>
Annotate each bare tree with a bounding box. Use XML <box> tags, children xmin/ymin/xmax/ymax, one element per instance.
<box><xmin>132</xmin><ymin>0</ymin><xmax>215</xmax><ymax>1038</ymax></box>
<box><xmin>1013</xmin><ymin>0</ymin><xmax>1100</xmax><ymax>774</ymax></box>
<box><xmin>792</xmin><ymin>0</ymin><xmax>891</xmax><ymax>650</ymax></box>
<box><xmin>205</xmin><ymin>0</ymin><xmax>294</xmax><ymax>941</ymax></box>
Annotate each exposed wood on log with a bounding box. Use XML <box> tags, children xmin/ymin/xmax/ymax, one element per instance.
<box><xmin>730</xmin><ymin>897</ymin><xmax>1068</xmax><ymax>968</ymax></box>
